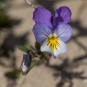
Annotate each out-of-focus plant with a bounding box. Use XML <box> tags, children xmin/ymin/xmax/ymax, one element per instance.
<box><xmin>0</xmin><ymin>0</ymin><xmax>9</xmax><ymax>10</ymax></box>
<box><xmin>0</xmin><ymin>0</ymin><xmax>11</xmax><ymax>28</ymax></box>
<box><xmin>0</xmin><ymin>10</ymin><xmax>11</xmax><ymax>28</ymax></box>
<box><xmin>5</xmin><ymin>69</ymin><xmax>21</xmax><ymax>80</ymax></box>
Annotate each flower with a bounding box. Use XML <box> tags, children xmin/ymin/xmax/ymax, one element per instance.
<box><xmin>20</xmin><ymin>50</ymin><xmax>32</xmax><ymax>75</ymax></box>
<box><xmin>32</xmin><ymin>6</ymin><xmax>72</xmax><ymax>58</ymax></box>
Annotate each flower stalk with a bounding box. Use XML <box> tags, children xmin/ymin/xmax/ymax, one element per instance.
<box><xmin>25</xmin><ymin>0</ymin><xmax>36</xmax><ymax>9</ymax></box>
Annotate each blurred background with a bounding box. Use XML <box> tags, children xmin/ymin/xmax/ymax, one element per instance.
<box><xmin>0</xmin><ymin>0</ymin><xmax>87</xmax><ymax>87</ymax></box>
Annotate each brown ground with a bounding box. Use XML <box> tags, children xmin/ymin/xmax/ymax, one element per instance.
<box><xmin>0</xmin><ymin>0</ymin><xmax>87</xmax><ymax>87</ymax></box>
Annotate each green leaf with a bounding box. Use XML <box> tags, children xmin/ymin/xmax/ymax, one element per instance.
<box><xmin>18</xmin><ymin>46</ymin><xmax>28</xmax><ymax>52</ymax></box>
<box><xmin>24</xmin><ymin>42</ymin><xmax>30</xmax><ymax>49</ymax></box>
<box><xmin>5</xmin><ymin>69</ymin><xmax>21</xmax><ymax>79</ymax></box>
<box><xmin>0</xmin><ymin>2</ymin><xmax>6</xmax><ymax>9</ymax></box>
<box><xmin>0</xmin><ymin>10</ymin><xmax>11</xmax><ymax>27</ymax></box>
<box><xmin>30</xmin><ymin>61</ymin><xmax>37</xmax><ymax>68</ymax></box>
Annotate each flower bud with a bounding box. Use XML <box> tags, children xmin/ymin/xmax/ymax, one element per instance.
<box><xmin>20</xmin><ymin>50</ymin><xmax>32</xmax><ymax>75</ymax></box>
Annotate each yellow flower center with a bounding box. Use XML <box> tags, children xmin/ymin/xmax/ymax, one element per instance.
<box><xmin>47</xmin><ymin>34</ymin><xmax>59</xmax><ymax>51</ymax></box>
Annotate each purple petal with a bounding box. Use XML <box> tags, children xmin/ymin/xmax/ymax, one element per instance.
<box><xmin>33</xmin><ymin>7</ymin><xmax>53</xmax><ymax>28</ymax></box>
<box><xmin>33</xmin><ymin>23</ymin><xmax>52</xmax><ymax>43</ymax></box>
<box><xmin>53</xmin><ymin>6</ymin><xmax>72</xmax><ymax>28</ymax></box>
<box><xmin>54</xmin><ymin>24</ymin><xmax>72</xmax><ymax>42</ymax></box>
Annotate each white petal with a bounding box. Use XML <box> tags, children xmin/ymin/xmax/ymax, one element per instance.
<box><xmin>53</xmin><ymin>39</ymin><xmax>67</xmax><ymax>58</ymax></box>
<box><xmin>40</xmin><ymin>40</ymin><xmax>52</xmax><ymax>53</ymax></box>
<box><xmin>40</xmin><ymin>39</ymin><xmax>67</xmax><ymax>58</ymax></box>
<box><xmin>21</xmin><ymin>62</ymin><xmax>27</xmax><ymax>72</ymax></box>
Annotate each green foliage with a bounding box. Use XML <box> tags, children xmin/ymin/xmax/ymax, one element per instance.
<box><xmin>18</xmin><ymin>43</ymin><xmax>30</xmax><ymax>52</ymax></box>
<box><xmin>0</xmin><ymin>10</ymin><xmax>11</xmax><ymax>28</ymax></box>
<box><xmin>24</xmin><ymin>42</ymin><xmax>30</xmax><ymax>49</ymax></box>
<box><xmin>35</xmin><ymin>42</ymin><xmax>41</xmax><ymax>50</ymax></box>
<box><xmin>30</xmin><ymin>61</ymin><xmax>37</xmax><ymax>68</ymax></box>
<box><xmin>21</xmin><ymin>61</ymin><xmax>37</xmax><ymax>75</ymax></box>
<box><xmin>5</xmin><ymin>69</ymin><xmax>21</xmax><ymax>79</ymax></box>
<box><xmin>0</xmin><ymin>0</ymin><xmax>8</xmax><ymax>9</ymax></box>
<box><xmin>18</xmin><ymin>42</ymin><xmax>50</xmax><ymax>75</ymax></box>
<box><xmin>18</xmin><ymin>46</ymin><xmax>28</xmax><ymax>52</ymax></box>
<box><xmin>0</xmin><ymin>2</ymin><xmax>6</xmax><ymax>9</ymax></box>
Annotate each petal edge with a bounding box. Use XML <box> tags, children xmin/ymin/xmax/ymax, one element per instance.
<box><xmin>54</xmin><ymin>24</ymin><xmax>72</xmax><ymax>42</ymax></box>
<box><xmin>33</xmin><ymin>23</ymin><xmax>52</xmax><ymax>43</ymax></box>
<box><xmin>53</xmin><ymin>6</ymin><xmax>72</xmax><ymax>28</ymax></box>
<box><xmin>33</xmin><ymin>7</ymin><xmax>53</xmax><ymax>28</ymax></box>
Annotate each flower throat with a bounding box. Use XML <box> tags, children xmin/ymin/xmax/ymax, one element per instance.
<box><xmin>47</xmin><ymin>34</ymin><xmax>59</xmax><ymax>51</ymax></box>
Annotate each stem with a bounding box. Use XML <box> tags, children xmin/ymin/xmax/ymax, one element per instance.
<box><xmin>25</xmin><ymin>0</ymin><xmax>36</xmax><ymax>9</ymax></box>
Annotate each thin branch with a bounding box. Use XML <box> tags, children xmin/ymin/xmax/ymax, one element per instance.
<box><xmin>25</xmin><ymin>0</ymin><xmax>36</xmax><ymax>9</ymax></box>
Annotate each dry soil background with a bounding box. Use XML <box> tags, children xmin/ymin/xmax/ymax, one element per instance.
<box><xmin>0</xmin><ymin>0</ymin><xmax>87</xmax><ymax>87</ymax></box>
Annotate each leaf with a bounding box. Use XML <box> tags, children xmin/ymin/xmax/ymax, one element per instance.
<box><xmin>0</xmin><ymin>2</ymin><xmax>6</xmax><ymax>9</ymax></box>
<box><xmin>24</xmin><ymin>42</ymin><xmax>30</xmax><ymax>49</ymax></box>
<box><xmin>0</xmin><ymin>10</ymin><xmax>11</xmax><ymax>27</ymax></box>
<box><xmin>5</xmin><ymin>69</ymin><xmax>21</xmax><ymax>79</ymax></box>
<box><xmin>18</xmin><ymin>46</ymin><xmax>28</xmax><ymax>52</ymax></box>
<box><xmin>30</xmin><ymin>61</ymin><xmax>37</xmax><ymax>68</ymax></box>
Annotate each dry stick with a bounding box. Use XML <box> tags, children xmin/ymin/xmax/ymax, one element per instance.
<box><xmin>25</xmin><ymin>0</ymin><xmax>36</xmax><ymax>9</ymax></box>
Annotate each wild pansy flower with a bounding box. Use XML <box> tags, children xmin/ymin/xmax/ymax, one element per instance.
<box><xmin>32</xmin><ymin>6</ymin><xmax>72</xmax><ymax>58</ymax></box>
